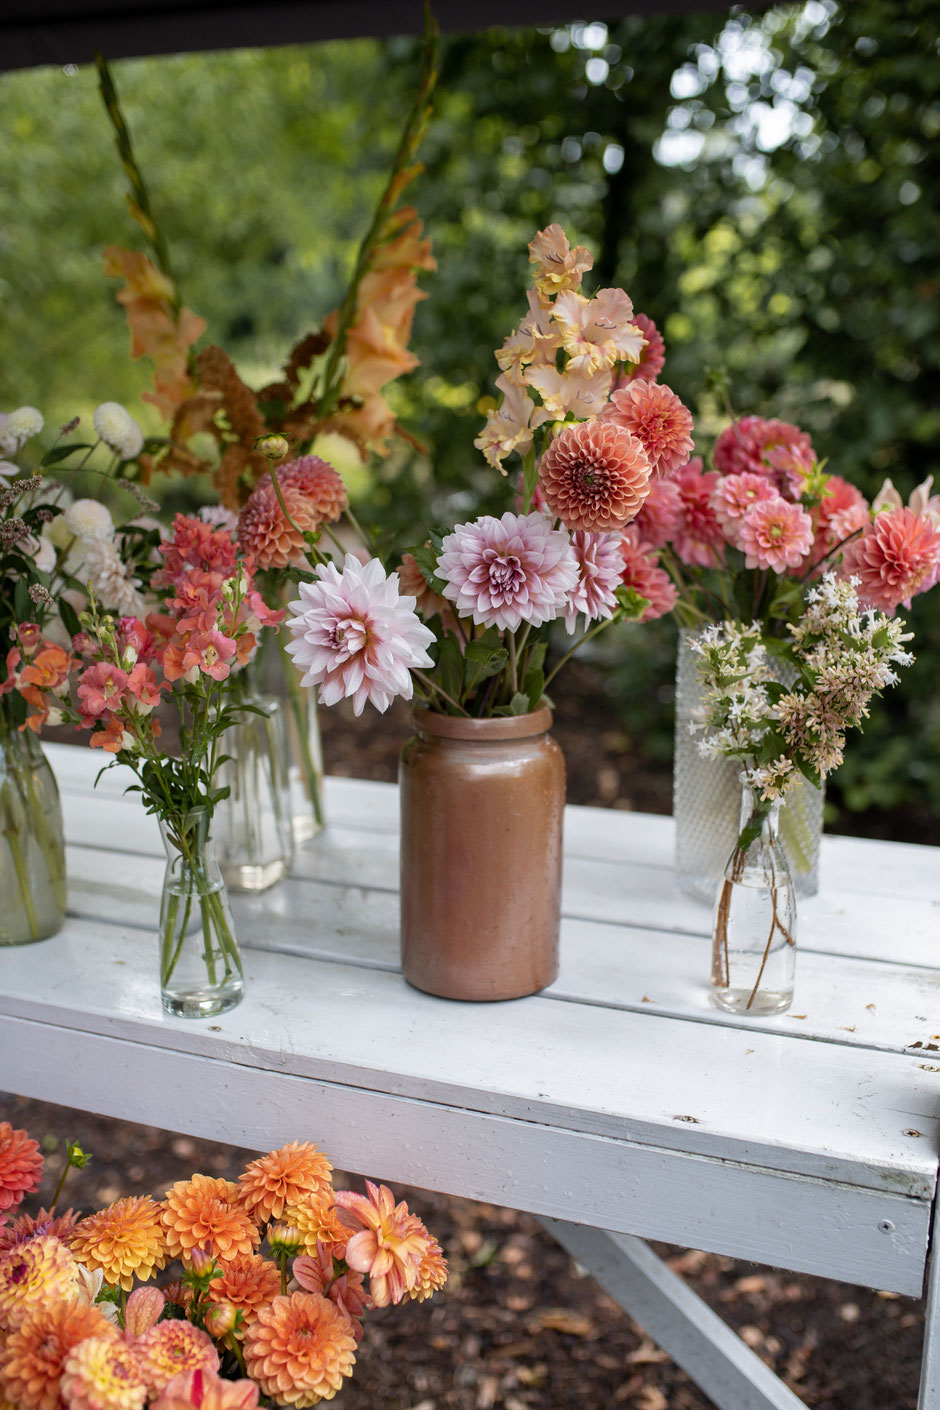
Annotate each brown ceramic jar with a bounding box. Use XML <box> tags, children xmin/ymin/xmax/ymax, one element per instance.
<box><xmin>399</xmin><ymin>704</ymin><xmax>565</xmax><ymax>1001</ymax></box>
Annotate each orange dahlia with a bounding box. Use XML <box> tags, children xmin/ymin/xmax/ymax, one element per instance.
<box><xmin>237</xmin><ymin>458</ymin><xmax>348</xmax><ymax>571</ymax></box>
<box><xmin>0</xmin><ymin>1124</ymin><xmax>43</xmax><ymax>1215</ymax></box>
<box><xmin>243</xmin><ymin>1291</ymin><xmax>356</xmax><ymax>1407</ymax></box>
<box><xmin>282</xmin><ymin>1194</ymin><xmax>347</xmax><ymax>1259</ymax></box>
<box><xmin>409</xmin><ymin>1229</ymin><xmax>449</xmax><ymax>1302</ymax></box>
<box><xmin>600</xmin><ymin>381</ymin><xmax>694</xmax><ymax>478</ymax></box>
<box><xmin>70</xmin><ymin>1196</ymin><xmax>168</xmax><ymax>1292</ymax></box>
<box><xmin>162</xmin><ymin>1175</ymin><xmax>260</xmax><ymax>1266</ymax></box>
<box><xmin>0</xmin><ymin>1299</ymin><xmax>117</xmax><ymax>1410</ymax></box>
<box><xmin>238</xmin><ymin>1142</ymin><xmax>333</xmax><ymax>1226</ymax></box>
<box><xmin>134</xmin><ymin>1320</ymin><xmax>219</xmax><ymax>1396</ymax></box>
<box><xmin>537</xmin><ymin>420</ymin><xmax>651</xmax><ymax>532</ymax></box>
<box><xmin>60</xmin><ymin>1335</ymin><xmax>148</xmax><ymax>1410</ymax></box>
<box><xmin>0</xmin><ymin>1234</ymin><xmax>80</xmax><ymax>1329</ymax></box>
<box><xmin>205</xmin><ymin>1252</ymin><xmax>281</xmax><ymax>1332</ymax></box>
<box><xmin>333</xmin><ymin>1182</ymin><xmax>431</xmax><ymax>1309</ymax></box>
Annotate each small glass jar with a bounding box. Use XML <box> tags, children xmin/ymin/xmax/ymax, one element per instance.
<box><xmin>158</xmin><ymin>808</ymin><xmax>244</xmax><ymax>1018</ymax></box>
<box><xmin>0</xmin><ymin>717</ymin><xmax>66</xmax><ymax>946</ymax></box>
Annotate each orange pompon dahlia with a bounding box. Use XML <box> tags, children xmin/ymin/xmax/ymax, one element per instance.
<box><xmin>237</xmin><ymin>459</ymin><xmax>348</xmax><ymax>572</ymax></box>
<box><xmin>0</xmin><ymin>1299</ymin><xmax>117</xmax><ymax>1410</ymax></box>
<box><xmin>243</xmin><ymin>1291</ymin><xmax>356</xmax><ymax>1408</ymax></box>
<box><xmin>409</xmin><ymin>1227</ymin><xmax>449</xmax><ymax>1302</ymax></box>
<box><xmin>60</xmin><ymin>1335</ymin><xmax>148</xmax><ymax>1410</ymax></box>
<box><xmin>0</xmin><ymin>1234</ymin><xmax>80</xmax><ymax>1329</ymax></box>
<box><xmin>537</xmin><ymin>419</ymin><xmax>651</xmax><ymax>533</ymax></box>
<box><xmin>152</xmin><ymin>1368</ymin><xmax>261</xmax><ymax>1409</ymax></box>
<box><xmin>70</xmin><ymin>1196</ymin><xmax>168</xmax><ymax>1292</ymax></box>
<box><xmin>0</xmin><ymin>1123</ymin><xmax>43</xmax><ymax>1215</ymax></box>
<box><xmin>600</xmin><ymin>381</ymin><xmax>694</xmax><ymax>478</ymax></box>
<box><xmin>205</xmin><ymin>1252</ymin><xmax>281</xmax><ymax>1332</ymax></box>
<box><xmin>333</xmin><ymin>1182</ymin><xmax>432</xmax><ymax>1309</ymax></box>
<box><xmin>282</xmin><ymin>1194</ymin><xmax>348</xmax><ymax>1259</ymax></box>
<box><xmin>237</xmin><ymin>1142</ymin><xmax>334</xmax><ymax>1226</ymax></box>
<box><xmin>162</xmin><ymin>1175</ymin><xmax>260</xmax><ymax>1266</ymax></box>
<box><xmin>133</xmin><ymin>1320</ymin><xmax>219</xmax><ymax>1397</ymax></box>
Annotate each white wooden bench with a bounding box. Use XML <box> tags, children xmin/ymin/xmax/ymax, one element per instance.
<box><xmin>1</xmin><ymin>742</ymin><xmax>938</xmax><ymax>1410</ymax></box>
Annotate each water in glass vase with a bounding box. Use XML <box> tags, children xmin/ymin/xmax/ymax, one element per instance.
<box><xmin>710</xmin><ymin>788</ymin><xmax>796</xmax><ymax>1016</ymax></box>
<box><xmin>159</xmin><ymin>810</ymin><xmax>244</xmax><ymax>1018</ymax></box>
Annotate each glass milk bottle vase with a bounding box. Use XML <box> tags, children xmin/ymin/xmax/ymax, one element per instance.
<box><xmin>158</xmin><ymin>808</ymin><xmax>244</xmax><ymax>1018</ymax></box>
<box><xmin>710</xmin><ymin>785</ymin><xmax>796</xmax><ymax>1016</ymax></box>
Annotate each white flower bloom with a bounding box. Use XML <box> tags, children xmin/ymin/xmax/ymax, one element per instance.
<box><xmin>83</xmin><ymin>537</ymin><xmax>147</xmax><ymax>617</ymax></box>
<box><xmin>0</xmin><ymin>406</ymin><xmax>44</xmax><ymax>453</ymax></box>
<box><xmin>65</xmin><ymin>498</ymin><xmax>114</xmax><ymax>541</ymax></box>
<box><xmin>31</xmin><ymin>536</ymin><xmax>57</xmax><ymax>573</ymax></box>
<box><xmin>0</xmin><ymin>460</ymin><xmax>18</xmax><ymax>478</ymax></box>
<box><xmin>93</xmin><ymin>401</ymin><xmax>144</xmax><ymax>460</ymax></box>
<box><xmin>198</xmin><ymin>504</ymin><xmax>239</xmax><ymax>532</ymax></box>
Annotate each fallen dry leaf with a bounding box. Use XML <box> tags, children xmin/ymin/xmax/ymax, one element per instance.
<box><xmin>529</xmin><ymin>1308</ymin><xmax>597</xmax><ymax>1338</ymax></box>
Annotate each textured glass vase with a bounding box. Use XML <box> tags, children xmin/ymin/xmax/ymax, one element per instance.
<box><xmin>158</xmin><ymin>809</ymin><xmax>243</xmax><ymax>1018</ymax></box>
<box><xmin>711</xmin><ymin>786</ymin><xmax>797</xmax><ymax>1015</ymax></box>
<box><xmin>0</xmin><ymin>719</ymin><xmax>67</xmax><ymax>946</ymax></box>
<box><xmin>214</xmin><ymin>690</ymin><xmax>295</xmax><ymax>892</ymax></box>
<box><xmin>674</xmin><ymin>629</ymin><xmax>824</xmax><ymax>902</ymax></box>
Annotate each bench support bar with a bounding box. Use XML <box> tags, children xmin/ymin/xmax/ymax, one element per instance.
<box><xmin>920</xmin><ymin>1190</ymin><xmax>940</xmax><ymax>1410</ymax></box>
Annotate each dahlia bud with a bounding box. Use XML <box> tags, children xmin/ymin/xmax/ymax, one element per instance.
<box><xmin>268</xmin><ymin>1224</ymin><xmax>303</xmax><ymax>1257</ymax></box>
<box><xmin>204</xmin><ymin>1300</ymin><xmax>241</xmax><ymax>1338</ymax></box>
<box><xmin>254</xmin><ymin>434</ymin><xmax>290</xmax><ymax>461</ymax></box>
<box><xmin>186</xmin><ymin>1248</ymin><xmax>219</xmax><ymax>1284</ymax></box>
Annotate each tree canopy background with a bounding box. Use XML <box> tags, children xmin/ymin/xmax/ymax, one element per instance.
<box><xmin>1</xmin><ymin>0</ymin><xmax>938</xmax><ymax>832</ymax></box>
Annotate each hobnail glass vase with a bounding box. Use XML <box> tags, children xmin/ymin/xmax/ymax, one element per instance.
<box><xmin>0</xmin><ymin>717</ymin><xmax>67</xmax><ymax>946</ymax></box>
<box><xmin>214</xmin><ymin>688</ymin><xmax>295</xmax><ymax>892</ymax></box>
<box><xmin>674</xmin><ymin>629</ymin><xmax>824</xmax><ymax>902</ymax></box>
<box><xmin>158</xmin><ymin>809</ymin><xmax>243</xmax><ymax>1018</ymax></box>
<box><xmin>711</xmin><ymin>785</ymin><xmax>797</xmax><ymax>1016</ymax></box>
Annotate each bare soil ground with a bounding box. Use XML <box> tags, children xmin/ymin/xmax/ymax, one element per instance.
<box><xmin>4</xmin><ymin>660</ymin><xmax>929</xmax><ymax>1409</ymax></box>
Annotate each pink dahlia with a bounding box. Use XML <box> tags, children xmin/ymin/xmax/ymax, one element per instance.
<box><xmin>614</xmin><ymin>312</ymin><xmax>665</xmax><ymax>384</ymax></box>
<box><xmin>286</xmin><ymin>554</ymin><xmax>434</xmax><ymax>716</ymax></box>
<box><xmin>563</xmin><ymin>531</ymin><xmax>624</xmax><ymax>633</ymax></box>
<box><xmin>0</xmin><ymin>1125</ymin><xmax>43</xmax><ymax>1216</ymax></box>
<box><xmin>599</xmin><ymin>381</ymin><xmax>694</xmax><ymax>477</ymax></box>
<box><xmin>670</xmin><ymin>460</ymin><xmax>726</xmax><ymax>568</ymax></box>
<box><xmin>618</xmin><ymin>527</ymin><xmax>678</xmax><ymax>622</ymax></box>
<box><xmin>437</xmin><ymin>512</ymin><xmax>578</xmax><ymax>632</ymax></box>
<box><xmin>738</xmin><ymin>497</ymin><xmax>814</xmax><ymax>573</ymax></box>
<box><xmin>631</xmin><ymin>474</ymin><xmax>682</xmax><ymax>549</ymax></box>
<box><xmin>237</xmin><ymin>456</ymin><xmax>348</xmax><ymax>571</ymax></box>
<box><xmin>713</xmin><ymin>416</ymin><xmax>813</xmax><ymax>489</ymax></box>
<box><xmin>812</xmin><ymin>476</ymin><xmax>869</xmax><ymax>562</ymax></box>
<box><xmin>841</xmin><ymin>507</ymin><xmax>940</xmax><ymax>613</ymax></box>
<box><xmin>537</xmin><ymin>420</ymin><xmax>651</xmax><ymax>532</ymax></box>
<box><xmin>711</xmin><ymin>472</ymin><xmax>778</xmax><ymax>542</ymax></box>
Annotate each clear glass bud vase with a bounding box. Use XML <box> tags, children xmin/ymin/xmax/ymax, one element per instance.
<box><xmin>158</xmin><ymin>809</ymin><xmax>244</xmax><ymax>1018</ymax></box>
<box><xmin>0</xmin><ymin>718</ymin><xmax>67</xmax><ymax>946</ymax></box>
<box><xmin>276</xmin><ymin>637</ymin><xmax>325</xmax><ymax>843</ymax></box>
<box><xmin>711</xmin><ymin>786</ymin><xmax>797</xmax><ymax>1016</ymax></box>
<box><xmin>214</xmin><ymin>689</ymin><xmax>295</xmax><ymax>892</ymax></box>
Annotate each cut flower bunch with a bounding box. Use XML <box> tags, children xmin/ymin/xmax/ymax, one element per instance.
<box><xmin>0</xmin><ymin>1120</ymin><xmax>447</xmax><ymax>1409</ymax></box>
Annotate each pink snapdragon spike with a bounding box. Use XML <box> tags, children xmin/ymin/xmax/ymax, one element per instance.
<box><xmin>841</xmin><ymin>506</ymin><xmax>940</xmax><ymax>613</ymax></box>
<box><xmin>537</xmin><ymin>420</ymin><xmax>652</xmax><ymax>532</ymax></box>
<box><xmin>76</xmin><ymin>661</ymin><xmax>129</xmax><ymax>718</ymax></box>
<box><xmin>599</xmin><ymin>381</ymin><xmax>694</xmax><ymax>478</ymax></box>
<box><xmin>669</xmin><ymin>460</ymin><xmax>727</xmax><ymax>568</ymax></box>
<box><xmin>563</xmin><ymin>531</ymin><xmax>625</xmax><ymax>634</ymax></box>
<box><xmin>618</xmin><ymin>526</ymin><xmax>679</xmax><ymax>622</ymax></box>
<box><xmin>437</xmin><ymin>511</ymin><xmax>578</xmax><ymax>632</ymax></box>
<box><xmin>737</xmin><ymin>497</ymin><xmax>815</xmax><ymax>573</ymax></box>
<box><xmin>286</xmin><ymin>554</ymin><xmax>435</xmax><ymax>716</ymax></box>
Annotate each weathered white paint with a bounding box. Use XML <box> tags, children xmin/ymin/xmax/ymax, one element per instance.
<box><xmin>541</xmin><ymin>1219</ymin><xmax>809</xmax><ymax>1410</ymax></box>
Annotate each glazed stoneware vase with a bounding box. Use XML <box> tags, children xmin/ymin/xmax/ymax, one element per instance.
<box><xmin>399</xmin><ymin>705</ymin><xmax>565</xmax><ymax>1001</ymax></box>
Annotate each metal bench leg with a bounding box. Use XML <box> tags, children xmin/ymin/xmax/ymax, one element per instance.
<box><xmin>919</xmin><ymin>1193</ymin><xmax>940</xmax><ymax>1410</ymax></box>
<box><xmin>540</xmin><ymin>1218</ymin><xmax>807</xmax><ymax>1410</ymax></box>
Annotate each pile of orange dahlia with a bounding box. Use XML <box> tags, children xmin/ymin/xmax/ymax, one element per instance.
<box><xmin>0</xmin><ymin>1123</ymin><xmax>446</xmax><ymax>1410</ymax></box>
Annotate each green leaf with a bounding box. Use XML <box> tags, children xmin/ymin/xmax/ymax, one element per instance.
<box><xmin>432</xmin><ymin>632</ymin><xmax>465</xmax><ymax>710</ymax></box>
<box><xmin>613</xmin><ymin>585</ymin><xmax>651</xmax><ymax>622</ymax></box>
<box><xmin>14</xmin><ymin>577</ymin><xmax>30</xmax><ymax>623</ymax></box>
<box><xmin>408</xmin><ymin>533</ymin><xmax>448</xmax><ymax>595</ymax></box>
<box><xmin>40</xmin><ymin>443</ymin><xmax>93</xmax><ymax>467</ymax></box>
<box><xmin>508</xmin><ymin>691</ymin><xmax>531</xmax><ymax>715</ymax></box>
<box><xmin>59</xmin><ymin>597</ymin><xmax>82</xmax><ymax>642</ymax></box>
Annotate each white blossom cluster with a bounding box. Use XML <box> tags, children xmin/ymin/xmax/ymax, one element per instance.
<box><xmin>691</xmin><ymin>573</ymin><xmax>915</xmax><ymax>802</ymax></box>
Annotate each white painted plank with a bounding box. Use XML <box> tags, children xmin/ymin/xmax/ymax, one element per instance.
<box><xmin>542</xmin><ymin>1220</ymin><xmax>808</xmax><ymax>1410</ymax></box>
<box><xmin>0</xmin><ymin>922</ymin><xmax>936</xmax><ymax>1197</ymax></box>
<box><xmin>919</xmin><ymin>1189</ymin><xmax>940</xmax><ymax>1408</ymax></box>
<box><xmin>0</xmin><ymin>1015</ymin><xmax>929</xmax><ymax>1296</ymax></box>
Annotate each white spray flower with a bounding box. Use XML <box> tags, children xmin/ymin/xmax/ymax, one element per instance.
<box><xmin>0</xmin><ymin>407</ymin><xmax>44</xmax><ymax>454</ymax></box>
<box><xmin>65</xmin><ymin>498</ymin><xmax>114</xmax><ymax>541</ymax></box>
<box><xmin>93</xmin><ymin>402</ymin><xmax>144</xmax><ymax>460</ymax></box>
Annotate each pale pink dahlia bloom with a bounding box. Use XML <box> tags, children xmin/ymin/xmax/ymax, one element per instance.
<box><xmin>711</xmin><ymin>471</ymin><xmax>778</xmax><ymax>541</ymax></box>
<box><xmin>841</xmin><ymin>507</ymin><xmax>940</xmax><ymax>613</ymax></box>
<box><xmin>618</xmin><ymin>527</ymin><xmax>678</xmax><ymax>622</ymax></box>
<box><xmin>437</xmin><ymin>512</ymin><xmax>578</xmax><ymax>632</ymax></box>
<box><xmin>599</xmin><ymin>381</ymin><xmax>694</xmax><ymax>477</ymax></box>
<box><xmin>738</xmin><ymin>497</ymin><xmax>814</xmax><ymax>572</ymax></box>
<box><xmin>286</xmin><ymin>554</ymin><xmax>434</xmax><ymax>716</ymax></box>
<box><xmin>563</xmin><ymin>531</ymin><xmax>624</xmax><ymax>634</ymax></box>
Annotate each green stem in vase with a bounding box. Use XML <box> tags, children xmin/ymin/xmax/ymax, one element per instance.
<box><xmin>277</xmin><ymin>635</ymin><xmax>325</xmax><ymax>829</ymax></box>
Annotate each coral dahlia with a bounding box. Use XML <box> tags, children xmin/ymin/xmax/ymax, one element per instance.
<box><xmin>0</xmin><ymin>1299</ymin><xmax>116</xmax><ymax>1410</ymax></box>
<box><xmin>738</xmin><ymin>497</ymin><xmax>814</xmax><ymax>573</ymax></box>
<box><xmin>841</xmin><ymin>507</ymin><xmax>940</xmax><ymax>613</ymax></box>
<box><xmin>0</xmin><ymin>1234</ymin><xmax>80</xmax><ymax>1329</ymax></box>
<box><xmin>712</xmin><ymin>415</ymin><xmax>813</xmax><ymax>486</ymax></box>
<box><xmin>243</xmin><ymin>1291</ymin><xmax>357</xmax><ymax>1408</ymax></box>
<box><xmin>70</xmin><ymin>1195</ymin><xmax>168</xmax><ymax>1292</ymax></box>
<box><xmin>134</xmin><ymin>1321</ymin><xmax>219</xmax><ymax>1396</ymax></box>
<box><xmin>670</xmin><ymin>461</ymin><xmax>727</xmax><ymax>569</ymax></box>
<box><xmin>333</xmin><ymin>1181</ymin><xmax>439</xmax><ymax>1309</ymax></box>
<box><xmin>437</xmin><ymin>512</ymin><xmax>578</xmax><ymax>632</ymax></box>
<box><xmin>286</xmin><ymin>555</ymin><xmax>434</xmax><ymax>716</ymax></box>
<box><xmin>60</xmin><ymin>1335</ymin><xmax>147</xmax><ymax>1410</ymax></box>
<box><xmin>537</xmin><ymin>420</ymin><xmax>651</xmax><ymax>532</ymax></box>
<box><xmin>599</xmin><ymin>381</ymin><xmax>694</xmax><ymax>478</ymax></box>
<box><xmin>162</xmin><ymin>1175</ymin><xmax>260</xmax><ymax>1266</ymax></box>
<box><xmin>283</xmin><ymin>1194</ymin><xmax>349</xmax><ymax>1259</ymax></box>
<box><xmin>618</xmin><ymin>527</ymin><xmax>679</xmax><ymax>622</ymax></box>
<box><xmin>237</xmin><ymin>457</ymin><xmax>348</xmax><ymax>571</ymax></box>
<box><xmin>205</xmin><ymin>1253</ymin><xmax>281</xmax><ymax>1331</ymax></box>
<box><xmin>238</xmin><ymin>1142</ymin><xmax>333</xmax><ymax>1225</ymax></box>
<box><xmin>0</xmin><ymin>1124</ymin><xmax>43</xmax><ymax>1216</ymax></box>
